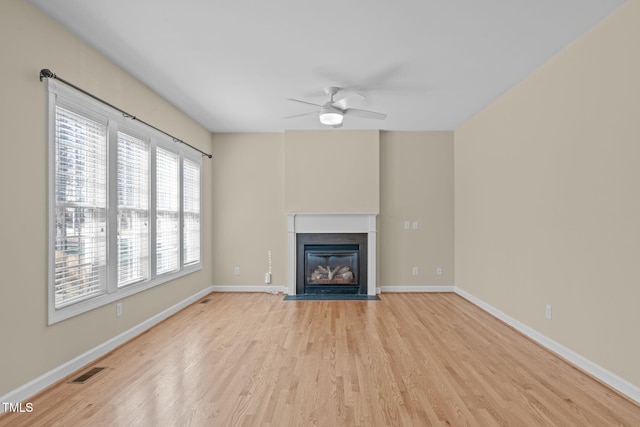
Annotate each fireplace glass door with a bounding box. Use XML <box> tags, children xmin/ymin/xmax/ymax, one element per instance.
<box><xmin>304</xmin><ymin>244</ymin><xmax>359</xmax><ymax>294</ymax></box>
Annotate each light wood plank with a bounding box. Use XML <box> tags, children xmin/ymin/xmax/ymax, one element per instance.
<box><xmin>1</xmin><ymin>293</ymin><xmax>639</xmax><ymax>426</ymax></box>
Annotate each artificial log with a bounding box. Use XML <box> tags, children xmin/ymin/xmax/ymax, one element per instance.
<box><xmin>309</xmin><ymin>265</ymin><xmax>355</xmax><ymax>283</ymax></box>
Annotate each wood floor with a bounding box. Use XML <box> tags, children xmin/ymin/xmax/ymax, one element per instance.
<box><xmin>1</xmin><ymin>292</ymin><xmax>639</xmax><ymax>426</ymax></box>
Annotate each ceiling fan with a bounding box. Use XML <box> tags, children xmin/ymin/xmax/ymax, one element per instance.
<box><xmin>285</xmin><ymin>87</ymin><xmax>387</xmax><ymax>128</ymax></box>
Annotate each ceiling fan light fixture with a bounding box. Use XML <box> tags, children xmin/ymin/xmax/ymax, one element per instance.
<box><xmin>319</xmin><ymin>112</ymin><xmax>343</xmax><ymax>125</ymax></box>
<box><xmin>319</xmin><ymin>106</ymin><xmax>343</xmax><ymax>125</ymax></box>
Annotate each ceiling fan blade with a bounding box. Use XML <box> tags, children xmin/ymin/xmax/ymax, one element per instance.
<box><xmin>287</xmin><ymin>98</ymin><xmax>322</xmax><ymax>108</ymax></box>
<box><xmin>332</xmin><ymin>122</ymin><xmax>343</xmax><ymax>129</ymax></box>
<box><xmin>284</xmin><ymin>111</ymin><xmax>318</xmax><ymax>119</ymax></box>
<box><xmin>344</xmin><ymin>108</ymin><xmax>387</xmax><ymax>120</ymax></box>
<box><xmin>332</xmin><ymin>93</ymin><xmax>365</xmax><ymax>110</ymax></box>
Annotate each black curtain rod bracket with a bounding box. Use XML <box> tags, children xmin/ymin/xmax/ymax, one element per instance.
<box><xmin>39</xmin><ymin>68</ymin><xmax>56</xmax><ymax>82</ymax></box>
<box><xmin>39</xmin><ymin>68</ymin><xmax>213</xmax><ymax>159</ymax></box>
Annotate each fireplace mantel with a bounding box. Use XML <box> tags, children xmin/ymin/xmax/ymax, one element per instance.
<box><xmin>287</xmin><ymin>213</ymin><xmax>377</xmax><ymax>295</ymax></box>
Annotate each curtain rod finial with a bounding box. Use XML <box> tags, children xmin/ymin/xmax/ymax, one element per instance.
<box><xmin>39</xmin><ymin>69</ymin><xmax>55</xmax><ymax>82</ymax></box>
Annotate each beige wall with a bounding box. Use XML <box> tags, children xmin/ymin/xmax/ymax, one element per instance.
<box><xmin>379</xmin><ymin>131</ymin><xmax>454</xmax><ymax>287</ymax></box>
<box><xmin>210</xmin><ymin>130</ymin><xmax>455</xmax><ymax>290</ymax></box>
<box><xmin>0</xmin><ymin>1</ymin><xmax>213</xmax><ymax>396</ymax></box>
<box><xmin>284</xmin><ymin>130</ymin><xmax>380</xmax><ymax>213</ymax></box>
<box><xmin>455</xmin><ymin>0</ymin><xmax>640</xmax><ymax>388</ymax></box>
<box><xmin>210</xmin><ymin>133</ymin><xmax>287</xmax><ymax>287</ymax></box>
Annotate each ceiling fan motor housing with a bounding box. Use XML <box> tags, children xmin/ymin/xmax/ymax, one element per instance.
<box><xmin>321</xmin><ymin>104</ymin><xmax>343</xmax><ymax>115</ymax></box>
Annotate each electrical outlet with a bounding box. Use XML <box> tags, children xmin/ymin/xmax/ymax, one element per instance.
<box><xmin>412</xmin><ymin>267</ymin><xmax>419</xmax><ymax>276</ymax></box>
<box><xmin>546</xmin><ymin>304</ymin><xmax>552</xmax><ymax>320</ymax></box>
<box><xmin>404</xmin><ymin>221</ymin><xmax>410</xmax><ymax>230</ymax></box>
<box><xmin>436</xmin><ymin>267</ymin><xmax>443</xmax><ymax>275</ymax></box>
<box><xmin>412</xmin><ymin>221</ymin><xmax>419</xmax><ymax>230</ymax></box>
<box><xmin>116</xmin><ymin>303</ymin><xmax>122</xmax><ymax>317</ymax></box>
<box><xmin>234</xmin><ymin>267</ymin><xmax>240</xmax><ymax>275</ymax></box>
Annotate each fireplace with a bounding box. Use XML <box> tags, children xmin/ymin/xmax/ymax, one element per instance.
<box><xmin>287</xmin><ymin>214</ymin><xmax>377</xmax><ymax>296</ymax></box>
<box><xmin>296</xmin><ymin>233</ymin><xmax>368</xmax><ymax>295</ymax></box>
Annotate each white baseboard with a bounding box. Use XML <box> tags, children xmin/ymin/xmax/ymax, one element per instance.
<box><xmin>454</xmin><ymin>286</ymin><xmax>640</xmax><ymax>405</ymax></box>
<box><xmin>0</xmin><ymin>286</ymin><xmax>214</xmax><ymax>413</ymax></box>
<box><xmin>379</xmin><ymin>285</ymin><xmax>455</xmax><ymax>293</ymax></box>
<box><xmin>210</xmin><ymin>285</ymin><xmax>288</xmax><ymax>294</ymax></box>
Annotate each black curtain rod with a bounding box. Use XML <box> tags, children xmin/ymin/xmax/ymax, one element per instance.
<box><xmin>39</xmin><ymin>69</ymin><xmax>212</xmax><ymax>159</ymax></box>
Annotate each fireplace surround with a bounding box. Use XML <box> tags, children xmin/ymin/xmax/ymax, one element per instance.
<box><xmin>287</xmin><ymin>214</ymin><xmax>377</xmax><ymax>296</ymax></box>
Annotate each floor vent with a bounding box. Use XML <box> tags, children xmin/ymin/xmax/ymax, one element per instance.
<box><xmin>200</xmin><ymin>298</ymin><xmax>212</xmax><ymax>304</ymax></box>
<box><xmin>69</xmin><ymin>367</ymin><xmax>107</xmax><ymax>384</ymax></box>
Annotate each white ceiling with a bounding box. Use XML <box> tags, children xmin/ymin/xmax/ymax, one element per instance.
<box><xmin>29</xmin><ymin>0</ymin><xmax>624</xmax><ymax>133</ymax></box>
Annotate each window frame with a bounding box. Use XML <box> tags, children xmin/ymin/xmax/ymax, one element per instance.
<box><xmin>47</xmin><ymin>80</ymin><xmax>202</xmax><ymax>324</ymax></box>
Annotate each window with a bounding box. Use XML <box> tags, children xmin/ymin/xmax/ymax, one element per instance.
<box><xmin>156</xmin><ymin>148</ymin><xmax>179</xmax><ymax>275</ymax></box>
<box><xmin>117</xmin><ymin>132</ymin><xmax>150</xmax><ymax>287</ymax></box>
<box><xmin>47</xmin><ymin>80</ymin><xmax>202</xmax><ymax>324</ymax></box>
<box><xmin>183</xmin><ymin>158</ymin><xmax>201</xmax><ymax>266</ymax></box>
<box><xmin>54</xmin><ymin>106</ymin><xmax>107</xmax><ymax>308</ymax></box>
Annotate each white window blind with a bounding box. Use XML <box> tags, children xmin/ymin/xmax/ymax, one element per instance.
<box><xmin>117</xmin><ymin>132</ymin><xmax>150</xmax><ymax>287</ymax></box>
<box><xmin>183</xmin><ymin>158</ymin><xmax>201</xmax><ymax>265</ymax></box>
<box><xmin>54</xmin><ymin>106</ymin><xmax>107</xmax><ymax>308</ymax></box>
<box><xmin>156</xmin><ymin>148</ymin><xmax>180</xmax><ymax>275</ymax></box>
